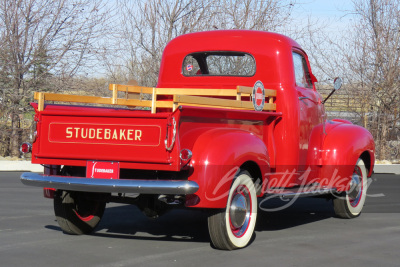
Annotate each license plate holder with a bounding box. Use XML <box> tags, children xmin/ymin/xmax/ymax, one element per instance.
<box><xmin>86</xmin><ymin>161</ymin><xmax>120</xmax><ymax>179</ymax></box>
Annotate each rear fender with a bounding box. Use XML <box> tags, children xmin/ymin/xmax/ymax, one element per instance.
<box><xmin>186</xmin><ymin>128</ymin><xmax>270</xmax><ymax>208</ymax></box>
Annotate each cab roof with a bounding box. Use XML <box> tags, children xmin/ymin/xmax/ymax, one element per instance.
<box><xmin>157</xmin><ymin>30</ymin><xmax>304</xmax><ymax>88</ymax></box>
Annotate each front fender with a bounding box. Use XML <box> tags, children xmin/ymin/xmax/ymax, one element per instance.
<box><xmin>186</xmin><ymin>128</ymin><xmax>270</xmax><ymax>208</ymax></box>
<box><xmin>319</xmin><ymin>121</ymin><xmax>375</xmax><ymax>190</ymax></box>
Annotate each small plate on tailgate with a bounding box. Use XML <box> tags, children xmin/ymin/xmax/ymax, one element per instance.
<box><xmin>86</xmin><ymin>161</ymin><xmax>120</xmax><ymax>179</ymax></box>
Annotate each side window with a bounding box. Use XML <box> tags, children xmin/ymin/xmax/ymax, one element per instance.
<box><xmin>293</xmin><ymin>52</ymin><xmax>313</xmax><ymax>89</ymax></box>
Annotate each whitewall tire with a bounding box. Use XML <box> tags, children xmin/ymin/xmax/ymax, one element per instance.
<box><xmin>333</xmin><ymin>158</ymin><xmax>368</xmax><ymax>218</ymax></box>
<box><xmin>208</xmin><ymin>171</ymin><xmax>257</xmax><ymax>250</ymax></box>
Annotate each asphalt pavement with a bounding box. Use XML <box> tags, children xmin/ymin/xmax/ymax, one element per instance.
<box><xmin>0</xmin><ymin>172</ymin><xmax>399</xmax><ymax>267</ymax></box>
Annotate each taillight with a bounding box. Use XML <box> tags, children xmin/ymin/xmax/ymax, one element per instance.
<box><xmin>43</xmin><ymin>188</ymin><xmax>55</xmax><ymax>199</ymax></box>
<box><xmin>20</xmin><ymin>142</ymin><xmax>32</xmax><ymax>153</ymax></box>
<box><xmin>180</xmin><ymin>149</ymin><xmax>192</xmax><ymax>161</ymax></box>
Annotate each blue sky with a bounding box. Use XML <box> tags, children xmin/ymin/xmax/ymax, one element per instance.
<box><xmin>291</xmin><ymin>0</ymin><xmax>356</xmax><ymax>34</ymax></box>
<box><xmin>295</xmin><ymin>0</ymin><xmax>353</xmax><ymax>17</ymax></box>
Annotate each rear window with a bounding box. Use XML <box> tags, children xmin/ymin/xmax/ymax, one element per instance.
<box><xmin>182</xmin><ymin>52</ymin><xmax>256</xmax><ymax>77</ymax></box>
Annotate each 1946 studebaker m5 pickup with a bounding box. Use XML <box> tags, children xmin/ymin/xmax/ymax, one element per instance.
<box><xmin>20</xmin><ymin>30</ymin><xmax>375</xmax><ymax>250</ymax></box>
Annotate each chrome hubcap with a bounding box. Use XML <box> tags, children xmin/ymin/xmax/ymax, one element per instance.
<box><xmin>229</xmin><ymin>185</ymin><xmax>251</xmax><ymax>237</ymax></box>
<box><xmin>230</xmin><ymin>194</ymin><xmax>247</xmax><ymax>228</ymax></box>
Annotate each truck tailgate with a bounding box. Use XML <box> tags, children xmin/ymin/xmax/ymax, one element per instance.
<box><xmin>33</xmin><ymin>104</ymin><xmax>176</xmax><ymax>168</ymax></box>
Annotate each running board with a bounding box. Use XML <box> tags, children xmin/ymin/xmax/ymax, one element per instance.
<box><xmin>264</xmin><ymin>186</ymin><xmax>337</xmax><ymax>199</ymax></box>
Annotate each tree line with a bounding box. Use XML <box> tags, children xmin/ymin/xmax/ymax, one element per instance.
<box><xmin>0</xmin><ymin>0</ymin><xmax>399</xmax><ymax>160</ymax></box>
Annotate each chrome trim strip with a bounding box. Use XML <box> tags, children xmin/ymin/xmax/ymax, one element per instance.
<box><xmin>20</xmin><ymin>172</ymin><xmax>199</xmax><ymax>194</ymax></box>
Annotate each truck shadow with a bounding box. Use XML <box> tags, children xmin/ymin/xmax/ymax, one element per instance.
<box><xmin>256</xmin><ymin>197</ymin><xmax>335</xmax><ymax>231</ymax></box>
<box><xmin>45</xmin><ymin>197</ymin><xmax>335</xmax><ymax>244</ymax></box>
<box><xmin>94</xmin><ymin>205</ymin><xmax>211</xmax><ymax>243</ymax></box>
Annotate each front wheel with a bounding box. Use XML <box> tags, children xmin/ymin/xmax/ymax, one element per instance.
<box><xmin>333</xmin><ymin>158</ymin><xmax>368</xmax><ymax>218</ymax></box>
<box><xmin>208</xmin><ymin>171</ymin><xmax>257</xmax><ymax>250</ymax></box>
<box><xmin>54</xmin><ymin>190</ymin><xmax>106</xmax><ymax>235</ymax></box>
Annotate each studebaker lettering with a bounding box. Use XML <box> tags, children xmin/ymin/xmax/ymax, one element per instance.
<box><xmin>47</xmin><ymin>123</ymin><xmax>160</xmax><ymax>146</ymax></box>
<box><xmin>65</xmin><ymin>127</ymin><xmax>142</xmax><ymax>141</ymax></box>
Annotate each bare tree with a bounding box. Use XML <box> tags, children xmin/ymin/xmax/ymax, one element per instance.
<box><xmin>305</xmin><ymin>0</ymin><xmax>400</xmax><ymax>160</ymax></box>
<box><xmin>104</xmin><ymin>0</ymin><xmax>297</xmax><ymax>87</ymax></box>
<box><xmin>103</xmin><ymin>0</ymin><xmax>215</xmax><ymax>86</ymax></box>
<box><xmin>0</xmin><ymin>0</ymin><xmax>110</xmax><ymax>157</ymax></box>
<box><xmin>210</xmin><ymin>0</ymin><xmax>295</xmax><ymax>31</ymax></box>
<box><xmin>340</xmin><ymin>0</ymin><xmax>400</xmax><ymax>160</ymax></box>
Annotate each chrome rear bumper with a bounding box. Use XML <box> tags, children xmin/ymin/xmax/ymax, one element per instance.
<box><xmin>20</xmin><ymin>172</ymin><xmax>199</xmax><ymax>195</ymax></box>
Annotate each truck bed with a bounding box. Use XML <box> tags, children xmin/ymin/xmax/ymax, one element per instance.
<box><xmin>30</xmin><ymin>84</ymin><xmax>279</xmax><ymax>172</ymax></box>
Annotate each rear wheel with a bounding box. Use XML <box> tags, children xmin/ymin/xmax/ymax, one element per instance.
<box><xmin>54</xmin><ymin>190</ymin><xmax>106</xmax><ymax>235</ymax></box>
<box><xmin>333</xmin><ymin>158</ymin><xmax>368</xmax><ymax>218</ymax></box>
<box><xmin>208</xmin><ymin>171</ymin><xmax>257</xmax><ymax>250</ymax></box>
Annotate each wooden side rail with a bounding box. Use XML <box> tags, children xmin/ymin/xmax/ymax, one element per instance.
<box><xmin>172</xmin><ymin>95</ymin><xmax>276</xmax><ymax>111</ymax></box>
<box><xmin>34</xmin><ymin>91</ymin><xmax>173</xmax><ymax>112</ymax></box>
<box><xmin>235</xmin><ymin>85</ymin><xmax>276</xmax><ymax>106</ymax></box>
<box><xmin>109</xmin><ymin>84</ymin><xmax>246</xmax><ymax>97</ymax></box>
<box><xmin>35</xmin><ymin>83</ymin><xmax>276</xmax><ymax>113</ymax></box>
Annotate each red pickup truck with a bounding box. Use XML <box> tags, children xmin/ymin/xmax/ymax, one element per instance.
<box><xmin>21</xmin><ymin>30</ymin><xmax>375</xmax><ymax>250</ymax></box>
